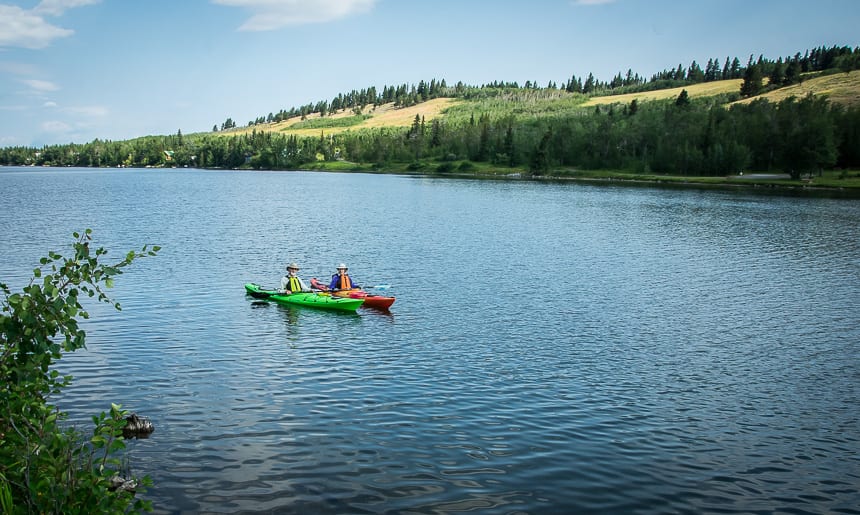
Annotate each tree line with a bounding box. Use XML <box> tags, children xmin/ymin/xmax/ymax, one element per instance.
<box><xmin>224</xmin><ymin>44</ymin><xmax>859</xmax><ymax>130</ymax></box>
<box><xmin>2</xmin><ymin>45</ymin><xmax>859</xmax><ymax>178</ymax></box>
<box><xmin>3</xmin><ymin>91</ymin><xmax>857</xmax><ymax>179</ymax></box>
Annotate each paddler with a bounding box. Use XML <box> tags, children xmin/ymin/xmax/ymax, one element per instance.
<box><xmin>280</xmin><ymin>262</ymin><xmax>310</xmax><ymax>293</ymax></box>
<box><xmin>329</xmin><ymin>263</ymin><xmax>360</xmax><ymax>291</ymax></box>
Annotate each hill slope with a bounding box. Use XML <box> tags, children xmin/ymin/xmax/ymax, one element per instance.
<box><xmin>227</xmin><ymin>97</ymin><xmax>458</xmax><ymax>138</ymax></box>
<box><xmin>733</xmin><ymin>70</ymin><xmax>860</xmax><ymax>107</ymax></box>
<box><xmin>223</xmin><ymin>71</ymin><xmax>860</xmax><ymax>138</ymax></box>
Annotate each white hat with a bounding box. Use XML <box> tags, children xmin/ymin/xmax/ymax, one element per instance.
<box><xmin>337</xmin><ymin>263</ymin><xmax>348</xmax><ymax>269</ymax></box>
<box><xmin>287</xmin><ymin>262</ymin><xmax>300</xmax><ymax>270</ymax></box>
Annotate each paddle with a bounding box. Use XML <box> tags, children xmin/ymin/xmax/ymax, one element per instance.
<box><xmin>309</xmin><ymin>277</ymin><xmax>391</xmax><ymax>291</ymax></box>
<box><xmin>365</xmin><ymin>284</ymin><xmax>392</xmax><ymax>290</ymax></box>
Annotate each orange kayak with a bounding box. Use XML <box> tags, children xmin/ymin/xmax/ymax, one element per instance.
<box><xmin>311</xmin><ymin>278</ymin><xmax>395</xmax><ymax>310</ymax></box>
<box><xmin>332</xmin><ymin>289</ymin><xmax>395</xmax><ymax>310</ymax></box>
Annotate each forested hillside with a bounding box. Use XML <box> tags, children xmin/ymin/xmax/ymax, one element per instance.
<box><xmin>2</xmin><ymin>45</ymin><xmax>859</xmax><ymax>180</ymax></box>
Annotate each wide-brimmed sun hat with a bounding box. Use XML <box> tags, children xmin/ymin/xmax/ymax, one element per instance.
<box><xmin>337</xmin><ymin>263</ymin><xmax>348</xmax><ymax>270</ymax></box>
<box><xmin>287</xmin><ymin>262</ymin><xmax>300</xmax><ymax>270</ymax></box>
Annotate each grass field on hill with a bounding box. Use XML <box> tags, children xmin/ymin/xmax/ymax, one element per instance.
<box><xmin>226</xmin><ymin>98</ymin><xmax>458</xmax><ymax>138</ymax></box>
<box><xmin>223</xmin><ymin>70</ymin><xmax>860</xmax><ymax>141</ymax></box>
<box><xmin>582</xmin><ymin>79</ymin><xmax>743</xmax><ymax>106</ymax></box>
<box><xmin>734</xmin><ymin>70</ymin><xmax>860</xmax><ymax>108</ymax></box>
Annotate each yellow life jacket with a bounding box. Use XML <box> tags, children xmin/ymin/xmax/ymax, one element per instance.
<box><xmin>288</xmin><ymin>276</ymin><xmax>302</xmax><ymax>292</ymax></box>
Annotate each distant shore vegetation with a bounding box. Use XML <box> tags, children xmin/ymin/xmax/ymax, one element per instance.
<box><xmin>3</xmin><ymin>45</ymin><xmax>860</xmax><ymax>190</ymax></box>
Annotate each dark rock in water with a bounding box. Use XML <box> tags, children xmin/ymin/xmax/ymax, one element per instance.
<box><xmin>123</xmin><ymin>413</ymin><xmax>154</xmax><ymax>438</ymax></box>
<box><xmin>108</xmin><ymin>474</ymin><xmax>139</xmax><ymax>493</ymax></box>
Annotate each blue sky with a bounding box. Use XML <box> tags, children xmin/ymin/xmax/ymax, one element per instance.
<box><xmin>1</xmin><ymin>0</ymin><xmax>858</xmax><ymax>147</ymax></box>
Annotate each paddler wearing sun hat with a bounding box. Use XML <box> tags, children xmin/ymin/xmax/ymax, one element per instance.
<box><xmin>280</xmin><ymin>262</ymin><xmax>310</xmax><ymax>293</ymax></box>
<box><xmin>328</xmin><ymin>263</ymin><xmax>360</xmax><ymax>291</ymax></box>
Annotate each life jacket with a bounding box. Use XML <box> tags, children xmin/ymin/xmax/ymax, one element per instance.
<box><xmin>288</xmin><ymin>276</ymin><xmax>302</xmax><ymax>292</ymax></box>
<box><xmin>334</xmin><ymin>273</ymin><xmax>352</xmax><ymax>289</ymax></box>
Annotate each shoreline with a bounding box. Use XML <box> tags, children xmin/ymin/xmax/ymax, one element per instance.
<box><xmin>4</xmin><ymin>163</ymin><xmax>859</xmax><ymax>199</ymax></box>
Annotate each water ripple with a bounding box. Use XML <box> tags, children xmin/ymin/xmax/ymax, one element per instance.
<box><xmin>2</xmin><ymin>168</ymin><xmax>859</xmax><ymax>513</ymax></box>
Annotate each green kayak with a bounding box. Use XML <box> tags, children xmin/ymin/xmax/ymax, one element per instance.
<box><xmin>244</xmin><ymin>283</ymin><xmax>363</xmax><ymax>312</ymax></box>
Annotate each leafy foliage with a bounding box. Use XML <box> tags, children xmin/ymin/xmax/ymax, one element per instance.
<box><xmin>1</xmin><ymin>230</ymin><xmax>159</xmax><ymax>513</ymax></box>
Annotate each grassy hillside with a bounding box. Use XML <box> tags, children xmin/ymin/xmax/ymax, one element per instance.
<box><xmin>582</xmin><ymin>79</ymin><xmax>744</xmax><ymax>106</ymax></box>
<box><xmin>226</xmin><ymin>97</ymin><xmax>458</xmax><ymax>138</ymax></box>
<box><xmin>222</xmin><ymin>70</ymin><xmax>860</xmax><ymax>140</ymax></box>
<box><xmin>733</xmin><ymin>70</ymin><xmax>860</xmax><ymax>108</ymax></box>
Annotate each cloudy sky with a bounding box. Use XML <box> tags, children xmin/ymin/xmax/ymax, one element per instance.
<box><xmin>1</xmin><ymin>0</ymin><xmax>858</xmax><ymax>147</ymax></box>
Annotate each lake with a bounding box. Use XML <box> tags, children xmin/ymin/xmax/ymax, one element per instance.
<box><xmin>1</xmin><ymin>167</ymin><xmax>858</xmax><ymax>514</ymax></box>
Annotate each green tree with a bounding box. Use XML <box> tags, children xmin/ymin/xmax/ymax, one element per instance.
<box><xmin>628</xmin><ymin>98</ymin><xmax>639</xmax><ymax>116</ymax></box>
<box><xmin>784</xmin><ymin>58</ymin><xmax>802</xmax><ymax>85</ymax></box>
<box><xmin>529</xmin><ymin>128</ymin><xmax>553</xmax><ymax>176</ymax></box>
<box><xmin>503</xmin><ymin>123</ymin><xmax>515</xmax><ymax>166</ymax></box>
<box><xmin>776</xmin><ymin>95</ymin><xmax>838</xmax><ymax>178</ymax></box>
<box><xmin>675</xmin><ymin>89</ymin><xmax>691</xmax><ymax>108</ymax></box>
<box><xmin>740</xmin><ymin>63</ymin><xmax>763</xmax><ymax>97</ymax></box>
<box><xmin>1</xmin><ymin>230</ymin><xmax>159</xmax><ymax>513</ymax></box>
<box><xmin>769</xmin><ymin>57</ymin><xmax>786</xmax><ymax>87</ymax></box>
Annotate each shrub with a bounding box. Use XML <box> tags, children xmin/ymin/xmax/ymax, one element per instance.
<box><xmin>1</xmin><ymin>230</ymin><xmax>159</xmax><ymax>513</ymax></box>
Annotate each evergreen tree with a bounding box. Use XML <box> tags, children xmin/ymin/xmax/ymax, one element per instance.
<box><xmin>687</xmin><ymin>60</ymin><xmax>705</xmax><ymax>82</ymax></box>
<box><xmin>503</xmin><ymin>124</ymin><xmax>515</xmax><ymax>166</ymax></box>
<box><xmin>769</xmin><ymin>57</ymin><xmax>786</xmax><ymax>87</ymax></box>
<box><xmin>529</xmin><ymin>128</ymin><xmax>553</xmax><ymax>176</ymax></box>
<box><xmin>583</xmin><ymin>73</ymin><xmax>596</xmax><ymax>93</ymax></box>
<box><xmin>785</xmin><ymin>57</ymin><xmax>802</xmax><ymax>85</ymax></box>
<box><xmin>740</xmin><ymin>64</ymin><xmax>763</xmax><ymax>97</ymax></box>
<box><xmin>730</xmin><ymin>57</ymin><xmax>742</xmax><ymax>78</ymax></box>
<box><xmin>675</xmin><ymin>89</ymin><xmax>691</xmax><ymax>107</ymax></box>
<box><xmin>629</xmin><ymin>98</ymin><xmax>639</xmax><ymax>116</ymax></box>
<box><xmin>722</xmin><ymin>56</ymin><xmax>732</xmax><ymax>79</ymax></box>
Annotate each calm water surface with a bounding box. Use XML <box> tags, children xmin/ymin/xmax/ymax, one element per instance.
<box><xmin>1</xmin><ymin>167</ymin><xmax>858</xmax><ymax>514</ymax></box>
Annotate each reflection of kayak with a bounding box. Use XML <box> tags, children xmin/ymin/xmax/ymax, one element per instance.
<box><xmin>310</xmin><ymin>278</ymin><xmax>395</xmax><ymax>310</ymax></box>
<box><xmin>244</xmin><ymin>283</ymin><xmax>363</xmax><ymax>312</ymax></box>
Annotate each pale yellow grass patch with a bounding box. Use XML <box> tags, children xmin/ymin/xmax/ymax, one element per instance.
<box><xmin>582</xmin><ymin>79</ymin><xmax>743</xmax><ymax>106</ymax></box>
<box><xmin>732</xmin><ymin>70</ymin><xmax>860</xmax><ymax>108</ymax></box>
<box><xmin>225</xmin><ymin>97</ymin><xmax>460</xmax><ymax>138</ymax></box>
<box><xmin>358</xmin><ymin>97</ymin><xmax>459</xmax><ymax>127</ymax></box>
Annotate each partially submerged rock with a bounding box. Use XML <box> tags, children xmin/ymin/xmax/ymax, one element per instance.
<box><xmin>108</xmin><ymin>474</ymin><xmax>139</xmax><ymax>493</ymax></box>
<box><xmin>123</xmin><ymin>413</ymin><xmax>154</xmax><ymax>438</ymax></box>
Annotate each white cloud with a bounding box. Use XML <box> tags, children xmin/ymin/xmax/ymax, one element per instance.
<box><xmin>34</xmin><ymin>0</ymin><xmax>101</xmax><ymax>17</ymax></box>
<box><xmin>21</xmin><ymin>78</ymin><xmax>60</xmax><ymax>92</ymax></box>
<box><xmin>0</xmin><ymin>61</ymin><xmax>39</xmax><ymax>75</ymax></box>
<box><xmin>573</xmin><ymin>0</ymin><xmax>615</xmax><ymax>5</ymax></box>
<box><xmin>213</xmin><ymin>0</ymin><xmax>377</xmax><ymax>31</ymax></box>
<box><xmin>43</xmin><ymin>101</ymin><xmax>58</xmax><ymax>107</ymax></box>
<box><xmin>0</xmin><ymin>4</ymin><xmax>73</xmax><ymax>49</ymax></box>
<box><xmin>41</xmin><ymin>120</ymin><xmax>71</xmax><ymax>133</ymax></box>
<box><xmin>63</xmin><ymin>105</ymin><xmax>108</xmax><ymax>117</ymax></box>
